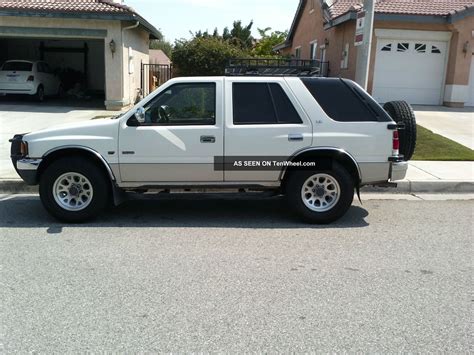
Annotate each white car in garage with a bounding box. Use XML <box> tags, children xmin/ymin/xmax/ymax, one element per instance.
<box><xmin>0</xmin><ymin>60</ymin><xmax>62</xmax><ymax>102</ymax></box>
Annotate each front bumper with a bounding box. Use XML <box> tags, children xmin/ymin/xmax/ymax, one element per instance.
<box><xmin>12</xmin><ymin>158</ymin><xmax>41</xmax><ymax>185</ymax></box>
<box><xmin>389</xmin><ymin>161</ymin><xmax>408</xmax><ymax>181</ymax></box>
<box><xmin>10</xmin><ymin>134</ymin><xmax>39</xmax><ymax>185</ymax></box>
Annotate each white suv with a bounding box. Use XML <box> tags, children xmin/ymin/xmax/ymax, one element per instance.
<box><xmin>0</xmin><ymin>60</ymin><xmax>61</xmax><ymax>101</ymax></box>
<box><xmin>10</xmin><ymin>76</ymin><xmax>413</xmax><ymax>224</ymax></box>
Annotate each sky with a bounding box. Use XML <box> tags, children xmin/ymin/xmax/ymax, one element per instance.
<box><xmin>124</xmin><ymin>0</ymin><xmax>299</xmax><ymax>42</ymax></box>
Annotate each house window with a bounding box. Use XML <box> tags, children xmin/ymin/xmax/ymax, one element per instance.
<box><xmin>341</xmin><ymin>43</ymin><xmax>349</xmax><ymax>69</ymax></box>
<box><xmin>295</xmin><ymin>47</ymin><xmax>302</xmax><ymax>59</ymax></box>
<box><xmin>415</xmin><ymin>43</ymin><xmax>426</xmax><ymax>53</ymax></box>
<box><xmin>397</xmin><ymin>42</ymin><xmax>409</xmax><ymax>52</ymax></box>
<box><xmin>310</xmin><ymin>41</ymin><xmax>318</xmax><ymax>60</ymax></box>
<box><xmin>381</xmin><ymin>43</ymin><xmax>392</xmax><ymax>52</ymax></box>
<box><xmin>431</xmin><ymin>45</ymin><xmax>441</xmax><ymax>54</ymax></box>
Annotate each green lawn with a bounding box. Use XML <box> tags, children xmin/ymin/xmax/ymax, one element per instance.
<box><xmin>412</xmin><ymin>125</ymin><xmax>474</xmax><ymax>161</ymax></box>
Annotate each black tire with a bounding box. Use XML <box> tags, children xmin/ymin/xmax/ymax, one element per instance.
<box><xmin>383</xmin><ymin>101</ymin><xmax>417</xmax><ymax>161</ymax></box>
<box><xmin>57</xmin><ymin>84</ymin><xmax>65</xmax><ymax>98</ymax></box>
<box><xmin>39</xmin><ymin>157</ymin><xmax>109</xmax><ymax>223</ymax></box>
<box><xmin>285</xmin><ymin>162</ymin><xmax>354</xmax><ymax>224</ymax></box>
<box><xmin>35</xmin><ymin>85</ymin><xmax>45</xmax><ymax>102</ymax></box>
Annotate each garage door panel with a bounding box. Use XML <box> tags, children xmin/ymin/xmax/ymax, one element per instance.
<box><xmin>373</xmin><ymin>39</ymin><xmax>447</xmax><ymax>105</ymax></box>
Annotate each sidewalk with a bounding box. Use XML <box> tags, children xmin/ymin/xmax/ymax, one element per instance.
<box><xmin>1</xmin><ymin>161</ymin><xmax>473</xmax><ymax>194</ymax></box>
<box><xmin>372</xmin><ymin>161</ymin><xmax>474</xmax><ymax>193</ymax></box>
<box><xmin>413</xmin><ymin>106</ymin><xmax>474</xmax><ymax>150</ymax></box>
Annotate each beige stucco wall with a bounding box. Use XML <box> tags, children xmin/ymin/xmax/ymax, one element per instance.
<box><xmin>121</xmin><ymin>24</ymin><xmax>149</xmax><ymax>107</ymax></box>
<box><xmin>0</xmin><ymin>15</ymin><xmax>150</xmax><ymax>110</ymax></box>
<box><xmin>445</xmin><ymin>16</ymin><xmax>473</xmax><ymax>86</ymax></box>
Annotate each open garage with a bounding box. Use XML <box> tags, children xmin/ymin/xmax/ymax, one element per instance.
<box><xmin>0</xmin><ymin>37</ymin><xmax>106</xmax><ymax>106</ymax></box>
<box><xmin>0</xmin><ymin>0</ymin><xmax>161</xmax><ymax>110</ymax></box>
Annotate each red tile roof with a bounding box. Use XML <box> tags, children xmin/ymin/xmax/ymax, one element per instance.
<box><xmin>0</xmin><ymin>0</ymin><xmax>135</xmax><ymax>14</ymax></box>
<box><xmin>328</xmin><ymin>0</ymin><xmax>474</xmax><ymax>19</ymax></box>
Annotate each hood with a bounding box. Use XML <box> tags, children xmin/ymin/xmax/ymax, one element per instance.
<box><xmin>23</xmin><ymin>118</ymin><xmax>120</xmax><ymax>159</ymax></box>
<box><xmin>24</xmin><ymin>118</ymin><xmax>119</xmax><ymax>141</ymax></box>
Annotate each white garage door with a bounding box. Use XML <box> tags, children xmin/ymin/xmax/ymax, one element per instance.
<box><xmin>373</xmin><ymin>39</ymin><xmax>447</xmax><ymax>105</ymax></box>
<box><xmin>466</xmin><ymin>56</ymin><xmax>474</xmax><ymax>107</ymax></box>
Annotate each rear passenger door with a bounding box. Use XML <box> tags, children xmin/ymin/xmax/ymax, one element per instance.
<box><xmin>224</xmin><ymin>78</ymin><xmax>313</xmax><ymax>182</ymax></box>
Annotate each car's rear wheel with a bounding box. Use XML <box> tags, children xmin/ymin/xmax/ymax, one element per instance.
<box><xmin>285</xmin><ymin>162</ymin><xmax>354</xmax><ymax>224</ymax></box>
<box><xmin>39</xmin><ymin>157</ymin><xmax>109</xmax><ymax>222</ymax></box>
<box><xmin>383</xmin><ymin>101</ymin><xmax>417</xmax><ymax>160</ymax></box>
<box><xmin>57</xmin><ymin>84</ymin><xmax>65</xmax><ymax>98</ymax></box>
<box><xmin>35</xmin><ymin>85</ymin><xmax>45</xmax><ymax>102</ymax></box>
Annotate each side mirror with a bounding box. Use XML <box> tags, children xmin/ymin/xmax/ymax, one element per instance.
<box><xmin>134</xmin><ymin>107</ymin><xmax>146</xmax><ymax>124</ymax></box>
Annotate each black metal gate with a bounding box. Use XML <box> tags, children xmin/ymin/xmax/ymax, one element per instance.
<box><xmin>141</xmin><ymin>63</ymin><xmax>172</xmax><ymax>97</ymax></box>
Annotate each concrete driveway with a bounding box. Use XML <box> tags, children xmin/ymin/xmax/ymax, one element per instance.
<box><xmin>413</xmin><ymin>106</ymin><xmax>474</xmax><ymax>150</ymax></box>
<box><xmin>0</xmin><ymin>103</ymin><xmax>120</xmax><ymax>179</ymax></box>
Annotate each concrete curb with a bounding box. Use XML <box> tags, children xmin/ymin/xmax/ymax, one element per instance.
<box><xmin>1</xmin><ymin>179</ymin><xmax>474</xmax><ymax>195</ymax></box>
<box><xmin>362</xmin><ymin>180</ymin><xmax>474</xmax><ymax>194</ymax></box>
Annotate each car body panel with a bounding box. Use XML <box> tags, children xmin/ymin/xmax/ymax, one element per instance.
<box><xmin>12</xmin><ymin>76</ymin><xmax>407</xmax><ymax>189</ymax></box>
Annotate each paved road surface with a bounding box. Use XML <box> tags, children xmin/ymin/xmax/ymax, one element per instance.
<box><xmin>0</xmin><ymin>195</ymin><xmax>472</xmax><ymax>352</ymax></box>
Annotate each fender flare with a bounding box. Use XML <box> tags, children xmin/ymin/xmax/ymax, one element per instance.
<box><xmin>42</xmin><ymin>145</ymin><xmax>116</xmax><ymax>181</ymax></box>
<box><xmin>279</xmin><ymin>146</ymin><xmax>362</xmax><ymax>183</ymax></box>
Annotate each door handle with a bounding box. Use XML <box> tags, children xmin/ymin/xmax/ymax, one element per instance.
<box><xmin>288</xmin><ymin>134</ymin><xmax>304</xmax><ymax>142</ymax></box>
<box><xmin>200</xmin><ymin>135</ymin><xmax>216</xmax><ymax>143</ymax></box>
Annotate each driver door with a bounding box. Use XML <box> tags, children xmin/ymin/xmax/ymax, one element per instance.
<box><xmin>118</xmin><ymin>79</ymin><xmax>224</xmax><ymax>183</ymax></box>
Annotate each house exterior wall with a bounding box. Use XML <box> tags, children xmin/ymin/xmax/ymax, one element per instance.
<box><xmin>444</xmin><ymin>16</ymin><xmax>473</xmax><ymax>106</ymax></box>
<box><xmin>121</xmin><ymin>25</ymin><xmax>149</xmax><ymax>107</ymax></box>
<box><xmin>281</xmin><ymin>1</ymin><xmax>359</xmax><ymax>80</ymax></box>
<box><xmin>0</xmin><ymin>15</ymin><xmax>151</xmax><ymax>110</ymax></box>
<box><xmin>280</xmin><ymin>3</ymin><xmax>473</xmax><ymax>106</ymax></box>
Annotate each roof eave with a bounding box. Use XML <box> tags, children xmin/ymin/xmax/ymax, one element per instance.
<box><xmin>324</xmin><ymin>11</ymin><xmax>453</xmax><ymax>29</ymax></box>
<box><xmin>448</xmin><ymin>5</ymin><xmax>474</xmax><ymax>23</ymax></box>
<box><xmin>273</xmin><ymin>41</ymin><xmax>291</xmax><ymax>52</ymax></box>
<box><xmin>0</xmin><ymin>9</ymin><xmax>161</xmax><ymax>39</ymax></box>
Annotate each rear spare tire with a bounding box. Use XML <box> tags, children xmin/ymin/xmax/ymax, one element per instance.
<box><xmin>383</xmin><ymin>101</ymin><xmax>417</xmax><ymax>160</ymax></box>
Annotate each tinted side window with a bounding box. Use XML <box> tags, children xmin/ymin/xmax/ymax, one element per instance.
<box><xmin>269</xmin><ymin>84</ymin><xmax>302</xmax><ymax>124</ymax></box>
<box><xmin>233</xmin><ymin>83</ymin><xmax>302</xmax><ymax>125</ymax></box>
<box><xmin>301</xmin><ymin>78</ymin><xmax>379</xmax><ymax>122</ymax></box>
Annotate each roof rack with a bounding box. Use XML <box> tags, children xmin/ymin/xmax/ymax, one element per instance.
<box><xmin>225</xmin><ymin>58</ymin><xmax>328</xmax><ymax>77</ymax></box>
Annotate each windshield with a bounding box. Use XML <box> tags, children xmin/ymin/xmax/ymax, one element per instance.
<box><xmin>2</xmin><ymin>62</ymin><xmax>33</xmax><ymax>71</ymax></box>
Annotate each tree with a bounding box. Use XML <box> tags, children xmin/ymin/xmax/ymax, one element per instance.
<box><xmin>149</xmin><ymin>39</ymin><xmax>173</xmax><ymax>58</ymax></box>
<box><xmin>172</xmin><ymin>37</ymin><xmax>246</xmax><ymax>76</ymax></box>
<box><xmin>252</xmin><ymin>28</ymin><xmax>288</xmax><ymax>56</ymax></box>
<box><xmin>228</xmin><ymin>20</ymin><xmax>254</xmax><ymax>49</ymax></box>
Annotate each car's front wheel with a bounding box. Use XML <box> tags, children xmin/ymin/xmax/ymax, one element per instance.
<box><xmin>39</xmin><ymin>157</ymin><xmax>109</xmax><ymax>222</ymax></box>
<box><xmin>286</xmin><ymin>162</ymin><xmax>354</xmax><ymax>224</ymax></box>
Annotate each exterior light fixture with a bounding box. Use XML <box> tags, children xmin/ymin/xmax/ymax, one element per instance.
<box><xmin>109</xmin><ymin>39</ymin><xmax>116</xmax><ymax>57</ymax></box>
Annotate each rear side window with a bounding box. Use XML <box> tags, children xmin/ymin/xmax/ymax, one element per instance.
<box><xmin>301</xmin><ymin>78</ymin><xmax>384</xmax><ymax>122</ymax></box>
<box><xmin>233</xmin><ymin>83</ymin><xmax>302</xmax><ymax>125</ymax></box>
<box><xmin>2</xmin><ymin>62</ymin><xmax>33</xmax><ymax>71</ymax></box>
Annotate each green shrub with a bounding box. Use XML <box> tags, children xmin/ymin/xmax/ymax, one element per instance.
<box><xmin>172</xmin><ymin>37</ymin><xmax>247</xmax><ymax>76</ymax></box>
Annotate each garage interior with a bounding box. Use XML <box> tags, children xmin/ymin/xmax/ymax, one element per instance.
<box><xmin>0</xmin><ymin>37</ymin><xmax>105</xmax><ymax>107</ymax></box>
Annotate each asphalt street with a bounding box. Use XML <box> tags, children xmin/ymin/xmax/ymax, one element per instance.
<box><xmin>0</xmin><ymin>194</ymin><xmax>472</xmax><ymax>352</ymax></box>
